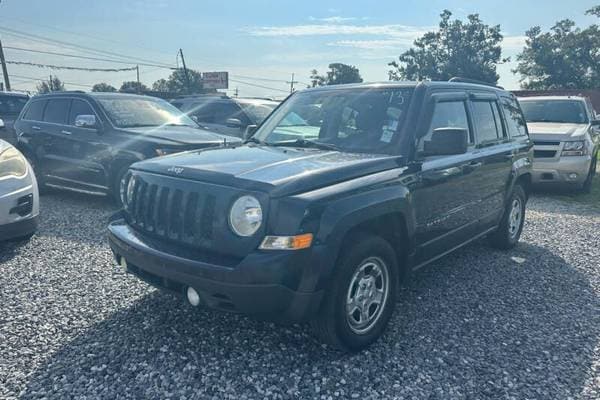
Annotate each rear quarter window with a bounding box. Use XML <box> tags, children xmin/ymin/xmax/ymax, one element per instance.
<box><xmin>502</xmin><ymin>97</ymin><xmax>527</xmax><ymax>138</ymax></box>
<box><xmin>23</xmin><ymin>100</ymin><xmax>46</xmax><ymax>121</ymax></box>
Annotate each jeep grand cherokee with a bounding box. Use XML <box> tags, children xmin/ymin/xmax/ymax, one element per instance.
<box><xmin>108</xmin><ymin>80</ymin><xmax>533</xmax><ymax>351</ymax></box>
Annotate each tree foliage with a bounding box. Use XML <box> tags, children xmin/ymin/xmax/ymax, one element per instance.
<box><xmin>119</xmin><ymin>81</ymin><xmax>149</xmax><ymax>93</ymax></box>
<box><xmin>310</xmin><ymin>63</ymin><xmax>363</xmax><ymax>87</ymax></box>
<box><xmin>388</xmin><ymin>10</ymin><xmax>505</xmax><ymax>84</ymax></box>
<box><xmin>152</xmin><ymin>68</ymin><xmax>204</xmax><ymax>94</ymax></box>
<box><xmin>514</xmin><ymin>6</ymin><xmax>600</xmax><ymax>89</ymax></box>
<box><xmin>36</xmin><ymin>76</ymin><xmax>65</xmax><ymax>94</ymax></box>
<box><xmin>91</xmin><ymin>82</ymin><xmax>117</xmax><ymax>92</ymax></box>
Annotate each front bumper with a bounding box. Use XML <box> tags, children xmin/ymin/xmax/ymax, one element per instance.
<box><xmin>108</xmin><ymin>219</ymin><xmax>326</xmax><ymax>321</ymax></box>
<box><xmin>532</xmin><ymin>155</ymin><xmax>592</xmax><ymax>186</ymax></box>
<box><xmin>0</xmin><ymin>215</ymin><xmax>38</xmax><ymax>241</ymax></box>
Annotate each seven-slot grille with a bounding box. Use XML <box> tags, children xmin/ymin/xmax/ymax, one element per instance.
<box><xmin>125</xmin><ymin>174</ymin><xmax>216</xmax><ymax>247</ymax></box>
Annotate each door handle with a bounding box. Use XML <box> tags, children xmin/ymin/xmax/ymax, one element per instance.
<box><xmin>32</xmin><ymin>126</ymin><xmax>41</xmax><ymax>130</ymax></box>
<box><xmin>61</xmin><ymin>130</ymin><xmax>72</xmax><ymax>135</ymax></box>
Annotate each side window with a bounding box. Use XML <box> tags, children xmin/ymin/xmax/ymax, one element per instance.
<box><xmin>501</xmin><ymin>97</ymin><xmax>527</xmax><ymax>137</ymax></box>
<box><xmin>472</xmin><ymin>101</ymin><xmax>502</xmax><ymax>143</ymax></box>
<box><xmin>214</xmin><ymin>102</ymin><xmax>245</xmax><ymax>125</ymax></box>
<box><xmin>69</xmin><ymin>99</ymin><xmax>95</xmax><ymax>125</ymax></box>
<box><xmin>43</xmin><ymin>99</ymin><xmax>69</xmax><ymax>124</ymax></box>
<box><xmin>190</xmin><ymin>101</ymin><xmax>219</xmax><ymax>123</ymax></box>
<box><xmin>23</xmin><ymin>100</ymin><xmax>46</xmax><ymax>121</ymax></box>
<box><xmin>420</xmin><ymin>100</ymin><xmax>470</xmax><ymax>151</ymax></box>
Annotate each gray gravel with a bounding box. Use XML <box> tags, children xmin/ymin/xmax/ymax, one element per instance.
<box><xmin>1</xmin><ymin>191</ymin><xmax>599</xmax><ymax>399</ymax></box>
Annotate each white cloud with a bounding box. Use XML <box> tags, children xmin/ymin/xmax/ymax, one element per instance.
<box><xmin>308</xmin><ymin>16</ymin><xmax>357</xmax><ymax>23</ymax></box>
<box><xmin>502</xmin><ymin>35</ymin><xmax>527</xmax><ymax>52</ymax></box>
<box><xmin>245</xmin><ymin>24</ymin><xmax>430</xmax><ymax>38</ymax></box>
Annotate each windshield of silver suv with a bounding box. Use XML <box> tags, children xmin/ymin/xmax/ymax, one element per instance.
<box><xmin>253</xmin><ymin>87</ymin><xmax>413</xmax><ymax>154</ymax></box>
<box><xmin>520</xmin><ymin>99</ymin><xmax>588</xmax><ymax>124</ymax></box>
<box><xmin>98</xmin><ymin>97</ymin><xmax>198</xmax><ymax>128</ymax></box>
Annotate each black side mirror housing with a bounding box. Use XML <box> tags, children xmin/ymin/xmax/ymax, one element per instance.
<box><xmin>423</xmin><ymin>127</ymin><xmax>468</xmax><ymax>156</ymax></box>
<box><xmin>243</xmin><ymin>124</ymin><xmax>258</xmax><ymax>140</ymax></box>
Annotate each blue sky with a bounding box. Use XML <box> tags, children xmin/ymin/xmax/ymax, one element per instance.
<box><xmin>0</xmin><ymin>0</ymin><xmax>598</xmax><ymax>98</ymax></box>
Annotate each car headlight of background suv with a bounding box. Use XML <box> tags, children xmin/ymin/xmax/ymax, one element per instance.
<box><xmin>561</xmin><ymin>141</ymin><xmax>586</xmax><ymax>156</ymax></box>
<box><xmin>120</xmin><ymin>173</ymin><xmax>135</xmax><ymax>208</ymax></box>
<box><xmin>229</xmin><ymin>195</ymin><xmax>262</xmax><ymax>236</ymax></box>
<box><xmin>0</xmin><ymin>147</ymin><xmax>28</xmax><ymax>179</ymax></box>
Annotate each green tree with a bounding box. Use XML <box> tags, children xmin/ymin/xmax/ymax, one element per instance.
<box><xmin>36</xmin><ymin>76</ymin><xmax>65</xmax><ymax>94</ymax></box>
<box><xmin>119</xmin><ymin>81</ymin><xmax>149</xmax><ymax>93</ymax></box>
<box><xmin>152</xmin><ymin>78</ymin><xmax>170</xmax><ymax>92</ymax></box>
<box><xmin>91</xmin><ymin>82</ymin><xmax>117</xmax><ymax>92</ymax></box>
<box><xmin>388</xmin><ymin>10</ymin><xmax>505</xmax><ymax>84</ymax></box>
<box><xmin>514</xmin><ymin>6</ymin><xmax>600</xmax><ymax>89</ymax></box>
<box><xmin>310</xmin><ymin>63</ymin><xmax>363</xmax><ymax>86</ymax></box>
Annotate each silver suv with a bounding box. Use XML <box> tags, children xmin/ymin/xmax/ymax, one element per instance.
<box><xmin>518</xmin><ymin>96</ymin><xmax>600</xmax><ymax>192</ymax></box>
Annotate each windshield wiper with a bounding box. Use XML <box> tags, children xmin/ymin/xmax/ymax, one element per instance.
<box><xmin>267</xmin><ymin>138</ymin><xmax>340</xmax><ymax>151</ymax></box>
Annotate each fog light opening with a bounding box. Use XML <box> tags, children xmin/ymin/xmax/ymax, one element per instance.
<box><xmin>186</xmin><ymin>287</ymin><xmax>201</xmax><ymax>307</ymax></box>
<box><xmin>567</xmin><ymin>173</ymin><xmax>578</xmax><ymax>180</ymax></box>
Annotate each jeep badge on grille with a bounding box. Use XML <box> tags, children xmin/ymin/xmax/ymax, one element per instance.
<box><xmin>167</xmin><ymin>166</ymin><xmax>184</xmax><ymax>175</ymax></box>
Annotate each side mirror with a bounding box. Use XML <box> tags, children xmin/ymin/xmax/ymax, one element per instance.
<box><xmin>225</xmin><ymin>118</ymin><xmax>242</xmax><ymax>129</ymax></box>
<box><xmin>0</xmin><ymin>118</ymin><xmax>4</xmax><ymax>129</ymax></box>
<box><xmin>423</xmin><ymin>127</ymin><xmax>468</xmax><ymax>156</ymax></box>
<box><xmin>244</xmin><ymin>124</ymin><xmax>258</xmax><ymax>140</ymax></box>
<box><xmin>75</xmin><ymin>114</ymin><xmax>97</xmax><ymax>129</ymax></box>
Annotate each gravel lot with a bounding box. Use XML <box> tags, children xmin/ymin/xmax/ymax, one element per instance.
<box><xmin>1</xmin><ymin>191</ymin><xmax>599</xmax><ymax>399</ymax></box>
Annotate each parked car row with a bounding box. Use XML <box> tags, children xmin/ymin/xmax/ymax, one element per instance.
<box><xmin>1</xmin><ymin>82</ymin><xmax>598</xmax><ymax>351</ymax></box>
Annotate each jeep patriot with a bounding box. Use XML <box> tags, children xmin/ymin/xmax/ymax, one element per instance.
<box><xmin>108</xmin><ymin>80</ymin><xmax>533</xmax><ymax>351</ymax></box>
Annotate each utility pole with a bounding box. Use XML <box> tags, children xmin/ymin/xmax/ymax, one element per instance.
<box><xmin>234</xmin><ymin>87</ymin><xmax>239</xmax><ymax>97</ymax></box>
<box><xmin>286</xmin><ymin>73</ymin><xmax>297</xmax><ymax>94</ymax></box>
<box><xmin>136</xmin><ymin>65</ymin><xmax>140</xmax><ymax>93</ymax></box>
<box><xmin>0</xmin><ymin>39</ymin><xmax>11</xmax><ymax>92</ymax></box>
<box><xmin>49</xmin><ymin>75</ymin><xmax>53</xmax><ymax>91</ymax></box>
<box><xmin>179</xmin><ymin>48</ymin><xmax>191</xmax><ymax>95</ymax></box>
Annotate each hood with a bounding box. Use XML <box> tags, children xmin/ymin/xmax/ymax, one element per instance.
<box><xmin>121</xmin><ymin>125</ymin><xmax>242</xmax><ymax>146</ymax></box>
<box><xmin>527</xmin><ymin>122</ymin><xmax>589</xmax><ymax>141</ymax></box>
<box><xmin>132</xmin><ymin>145</ymin><xmax>403</xmax><ymax>197</ymax></box>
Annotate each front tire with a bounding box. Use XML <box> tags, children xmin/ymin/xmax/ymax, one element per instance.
<box><xmin>488</xmin><ymin>184</ymin><xmax>527</xmax><ymax>250</ymax></box>
<box><xmin>311</xmin><ymin>233</ymin><xmax>398</xmax><ymax>352</ymax></box>
<box><xmin>581</xmin><ymin>157</ymin><xmax>597</xmax><ymax>194</ymax></box>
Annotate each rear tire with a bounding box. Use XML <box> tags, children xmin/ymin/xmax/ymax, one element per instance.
<box><xmin>310</xmin><ymin>233</ymin><xmax>398</xmax><ymax>352</ymax></box>
<box><xmin>488</xmin><ymin>184</ymin><xmax>527</xmax><ymax>250</ymax></box>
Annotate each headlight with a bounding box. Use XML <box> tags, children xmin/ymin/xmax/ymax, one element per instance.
<box><xmin>0</xmin><ymin>147</ymin><xmax>27</xmax><ymax>179</ymax></box>
<box><xmin>561</xmin><ymin>141</ymin><xmax>586</xmax><ymax>156</ymax></box>
<box><xmin>120</xmin><ymin>173</ymin><xmax>135</xmax><ymax>207</ymax></box>
<box><xmin>229</xmin><ymin>195</ymin><xmax>262</xmax><ymax>236</ymax></box>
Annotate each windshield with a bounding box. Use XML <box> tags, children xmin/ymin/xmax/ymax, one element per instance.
<box><xmin>254</xmin><ymin>88</ymin><xmax>413</xmax><ymax>154</ymax></box>
<box><xmin>0</xmin><ymin>95</ymin><xmax>28</xmax><ymax>115</ymax></box>
<box><xmin>98</xmin><ymin>97</ymin><xmax>198</xmax><ymax>128</ymax></box>
<box><xmin>520</xmin><ymin>100</ymin><xmax>588</xmax><ymax>124</ymax></box>
<box><xmin>240</xmin><ymin>102</ymin><xmax>277</xmax><ymax>124</ymax></box>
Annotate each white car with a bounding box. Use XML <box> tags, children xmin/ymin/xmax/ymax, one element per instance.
<box><xmin>0</xmin><ymin>130</ymin><xmax>39</xmax><ymax>241</ymax></box>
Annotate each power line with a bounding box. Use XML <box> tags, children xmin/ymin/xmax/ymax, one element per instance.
<box><xmin>6</xmin><ymin>60</ymin><xmax>137</xmax><ymax>72</ymax></box>
<box><xmin>9</xmin><ymin>73</ymin><xmax>94</xmax><ymax>88</ymax></box>
<box><xmin>3</xmin><ymin>46</ymin><xmax>174</xmax><ymax>69</ymax></box>
<box><xmin>229</xmin><ymin>78</ymin><xmax>289</xmax><ymax>93</ymax></box>
<box><xmin>0</xmin><ymin>26</ymin><xmax>175</xmax><ymax>68</ymax></box>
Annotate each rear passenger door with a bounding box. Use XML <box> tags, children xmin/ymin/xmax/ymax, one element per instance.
<box><xmin>467</xmin><ymin>93</ymin><xmax>513</xmax><ymax>227</ymax></box>
<box><xmin>37</xmin><ymin>98</ymin><xmax>71</xmax><ymax>181</ymax></box>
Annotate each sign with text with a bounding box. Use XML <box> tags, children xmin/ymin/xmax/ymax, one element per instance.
<box><xmin>202</xmin><ymin>71</ymin><xmax>228</xmax><ymax>89</ymax></box>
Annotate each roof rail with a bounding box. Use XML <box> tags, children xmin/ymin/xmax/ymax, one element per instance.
<box><xmin>449</xmin><ymin>77</ymin><xmax>504</xmax><ymax>90</ymax></box>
